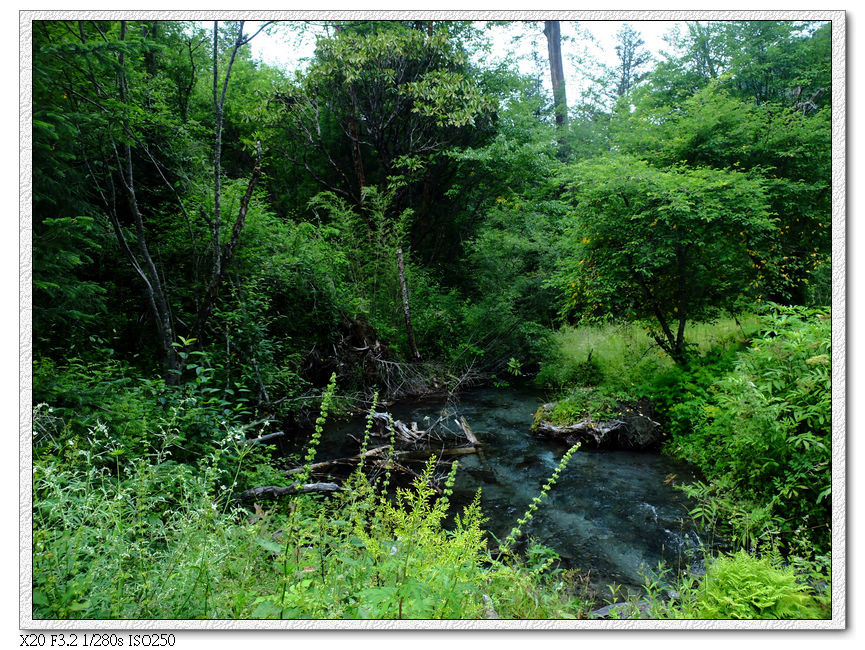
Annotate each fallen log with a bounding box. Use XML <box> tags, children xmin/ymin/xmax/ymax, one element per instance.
<box><xmin>368</xmin><ymin>411</ymin><xmax>468</xmax><ymax>447</ymax></box>
<box><xmin>278</xmin><ymin>413</ymin><xmax>481</xmax><ymax>496</ymax></box>
<box><xmin>532</xmin><ymin>401</ymin><xmax>663</xmax><ymax>450</ymax></box>
<box><xmin>396</xmin><ymin>445</ymin><xmax>480</xmax><ymax>461</ymax></box>
<box><xmin>239</xmin><ymin>482</ymin><xmax>341</xmax><ymax>500</ymax></box>
<box><xmin>532</xmin><ymin>419</ymin><xmax>626</xmax><ymax>447</ymax></box>
<box><xmin>370</xmin><ymin>412</ymin><xmax>429</xmax><ymax>444</ymax></box>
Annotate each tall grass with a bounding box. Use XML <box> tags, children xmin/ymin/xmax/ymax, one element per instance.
<box><xmin>536</xmin><ymin>314</ymin><xmax>760</xmax><ymax>394</ymax></box>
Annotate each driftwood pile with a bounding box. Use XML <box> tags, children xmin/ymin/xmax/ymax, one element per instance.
<box><xmin>239</xmin><ymin>410</ymin><xmax>482</xmax><ymax>502</ymax></box>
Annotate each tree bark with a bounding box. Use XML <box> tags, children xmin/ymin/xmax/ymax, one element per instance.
<box><xmin>397</xmin><ymin>248</ymin><xmax>421</xmax><ymax>361</ymax></box>
<box><xmin>543</xmin><ymin>21</ymin><xmax>568</xmax><ymax>128</ymax></box>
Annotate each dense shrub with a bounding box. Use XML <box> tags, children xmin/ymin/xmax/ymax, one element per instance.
<box><xmin>670</xmin><ymin>305</ymin><xmax>831</xmax><ymax>554</ymax></box>
<box><xmin>666</xmin><ymin>550</ymin><xmax>829</xmax><ymax>619</ymax></box>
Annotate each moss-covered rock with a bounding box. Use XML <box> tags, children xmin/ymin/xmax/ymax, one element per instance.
<box><xmin>531</xmin><ymin>397</ymin><xmax>662</xmax><ymax>451</ymax></box>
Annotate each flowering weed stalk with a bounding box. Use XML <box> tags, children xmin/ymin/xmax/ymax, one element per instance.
<box><xmin>295</xmin><ymin>372</ymin><xmax>337</xmax><ymax>487</ymax></box>
<box><xmin>498</xmin><ymin>442</ymin><xmax>581</xmax><ymax>559</ymax></box>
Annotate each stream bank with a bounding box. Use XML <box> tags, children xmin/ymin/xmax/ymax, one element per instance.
<box><xmin>315</xmin><ymin>385</ymin><xmax>705</xmax><ymax>600</ymax></box>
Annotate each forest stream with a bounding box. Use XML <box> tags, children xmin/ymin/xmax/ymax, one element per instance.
<box><xmin>316</xmin><ymin>386</ymin><xmax>706</xmax><ymax>599</ymax></box>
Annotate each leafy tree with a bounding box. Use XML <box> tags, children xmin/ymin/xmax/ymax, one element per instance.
<box><xmin>615</xmin><ymin>82</ymin><xmax>830</xmax><ymax>304</ymax></box>
<box><xmin>611</xmin><ymin>23</ymin><xmax>652</xmax><ymax>98</ymax></box>
<box><xmin>557</xmin><ymin>155</ymin><xmax>774</xmax><ymax>362</ymax></box>
<box><xmin>268</xmin><ymin>22</ymin><xmax>495</xmax><ymax>210</ymax></box>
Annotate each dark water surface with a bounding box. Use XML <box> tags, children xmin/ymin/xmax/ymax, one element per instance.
<box><xmin>320</xmin><ymin>386</ymin><xmax>704</xmax><ymax>593</ymax></box>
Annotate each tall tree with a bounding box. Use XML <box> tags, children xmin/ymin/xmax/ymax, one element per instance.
<box><xmin>267</xmin><ymin>22</ymin><xmax>495</xmax><ymax>360</ymax></box>
<box><xmin>543</xmin><ymin>21</ymin><xmax>568</xmax><ymax>128</ymax></box>
<box><xmin>612</xmin><ymin>23</ymin><xmax>652</xmax><ymax>98</ymax></box>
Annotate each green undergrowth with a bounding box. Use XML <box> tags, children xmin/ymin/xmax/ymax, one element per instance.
<box><xmin>32</xmin><ymin>375</ymin><xmax>594</xmax><ymax>620</ymax></box>
<box><xmin>32</xmin><ymin>303</ymin><xmax>832</xmax><ymax>621</ymax></box>
<box><xmin>673</xmin><ymin>550</ymin><xmax>830</xmax><ymax>619</ymax></box>
<box><xmin>535</xmin><ymin>314</ymin><xmax>759</xmax><ymax>395</ymax></box>
<box><xmin>602</xmin><ymin>550</ymin><xmax>829</xmax><ymax>620</ymax></box>
<box><xmin>533</xmin><ymin>304</ymin><xmax>832</xmax><ymax>619</ymax></box>
<box><xmin>670</xmin><ymin>304</ymin><xmax>832</xmax><ymax>556</ymax></box>
<box><xmin>535</xmin><ymin>314</ymin><xmax>759</xmax><ymax>429</ymax></box>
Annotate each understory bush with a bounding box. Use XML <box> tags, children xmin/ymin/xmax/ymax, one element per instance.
<box><xmin>669</xmin><ymin>304</ymin><xmax>831</xmax><ymax>555</ymax></box>
<box><xmin>660</xmin><ymin>550</ymin><xmax>829</xmax><ymax>619</ymax></box>
<box><xmin>32</xmin><ymin>420</ymin><xmax>275</xmax><ymax>618</ymax></box>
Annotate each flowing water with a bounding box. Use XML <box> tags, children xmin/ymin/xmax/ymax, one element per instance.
<box><xmin>319</xmin><ymin>385</ymin><xmax>705</xmax><ymax>596</ymax></box>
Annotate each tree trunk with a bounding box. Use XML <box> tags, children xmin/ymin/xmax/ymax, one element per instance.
<box><xmin>543</xmin><ymin>21</ymin><xmax>568</xmax><ymax>128</ymax></box>
<box><xmin>114</xmin><ymin>21</ymin><xmax>180</xmax><ymax>382</ymax></box>
<box><xmin>397</xmin><ymin>248</ymin><xmax>421</xmax><ymax>361</ymax></box>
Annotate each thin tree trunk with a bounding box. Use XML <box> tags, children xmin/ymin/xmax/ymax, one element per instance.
<box><xmin>397</xmin><ymin>248</ymin><xmax>421</xmax><ymax>361</ymax></box>
<box><xmin>192</xmin><ymin>21</ymin><xmax>267</xmax><ymax>341</ymax></box>
<box><xmin>115</xmin><ymin>21</ymin><xmax>179</xmax><ymax>381</ymax></box>
<box><xmin>543</xmin><ymin>21</ymin><xmax>567</xmax><ymax>128</ymax></box>
<box><xmin>212</xmin><ymin>20</ymin><xmax>245</xmax><ymax>285</ymax></box>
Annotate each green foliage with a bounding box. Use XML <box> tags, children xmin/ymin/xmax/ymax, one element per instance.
<box><xmin>616</xmin><ymin>82</ymin><xmax>830</xmax><ymax>304</ymax></box>
<box><xmin>644</xmin><ymin>21</ymin><xmax>830</xmax><ymax>109</ymax></box>
<box><xmin>557</xmin><ymin>154</ymin><xmax>774</xmax><ymax>362</ymax></box>
<box><xmin>668</xmin><ymin>550</ymin><xmax>828</xmax><ymax>619</ymax></box>
<box><xmin>33</xmin><ymin>216</ymin><xmax>108</xmax><ymax>352</ymax></box>
<box><xmin>31</xmin><ymin>19</ymin><xmax>834</xmax><ymax>622</ymax></box>
<box><xmin>671</xmin><ymin>304</ymin><xmax>831</xmax><ymax>554</ymax></box>
<box><xmin>32</xmin><ymin>416</ymin><xmax>271</xmax><ymax>619</ymax></box>
<box><xmin>541</xmin><ymin>388</ymin><xmax>624</xmax><ymax>426</ymax></box>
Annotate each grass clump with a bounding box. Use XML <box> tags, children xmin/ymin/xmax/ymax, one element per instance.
<box><xmin>536</xmin><ymin>315</ymin><xmax>759</xmax><ymax>394</ymax></box>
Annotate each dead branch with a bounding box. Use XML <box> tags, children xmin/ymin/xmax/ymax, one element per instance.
<box><xmin>456</xmin><ymin>416</ymin><xmax>480</xmax><ymax>446</ymax></box>
<box><xmin>238</xmin><ymin>431</ymin><xmax>286</xmax><ymax>446</ymax></box>
<box><xmin>285</xmin><ymin>445</ymin><xmax>392</xmax><ymax>475</ymax></box>
<box><xmin>239</xmin><ymin>482</ymin><xmax>341</xmax><ymax>500</ymax></box>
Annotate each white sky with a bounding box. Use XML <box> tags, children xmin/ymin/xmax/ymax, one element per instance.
<box><xmin>246</xmin><ymin>19</ymin><xmax>684</xmax><ymax>109</ymax></box>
